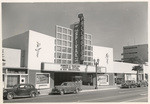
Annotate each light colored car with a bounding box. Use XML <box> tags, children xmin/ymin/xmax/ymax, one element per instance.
<box><xmin>51</xmin><ymin>82</ymin><xmax>81</xmax><ymax>95</ymax></box>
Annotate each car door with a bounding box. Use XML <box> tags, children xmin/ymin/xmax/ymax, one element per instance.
<box><xmin>16</xmin><ymin>85</ymin><xmax>28</xmax><ymax>96</ymax></box>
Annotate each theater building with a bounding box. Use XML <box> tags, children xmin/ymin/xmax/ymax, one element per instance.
<box><xmin>2</xmin><ymin>29</ymin><xmax>148</xmax><ymax>94</ymax></box>
<box><xmin>2</xmin><ymin>14</ymin><xmax>148</xmax><ymax>95</ymax></box>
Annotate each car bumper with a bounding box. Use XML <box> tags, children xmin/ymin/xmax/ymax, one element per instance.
<box><xmin>51</xmin><ymin>89</ymin><xmax>60</xmax><ymax>94</ymax></box>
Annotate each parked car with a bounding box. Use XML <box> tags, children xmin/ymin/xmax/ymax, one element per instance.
<box><xmin>51</xmin><ymin>82</ymin><xmax>81</xmax><ymax>95</ymax></box>
<box><xmin>3</xmin><ymin>84</ymin><xmax>38</xmax><ymax>100</ymax></box>
<box><xmin>121</xmin><ymin>80</ymin><xmax>137</xmax><ymax>88</ymax></box>
<box><xmin>137</xmin><ymin>80</ymin><xmax>148</xmax><ymax>87</ymax></box>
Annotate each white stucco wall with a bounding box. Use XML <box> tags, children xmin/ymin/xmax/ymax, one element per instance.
<box><xmin>2</xmin><ymin>48</ymin><xmax>21</xmax><ymax>67</ymax></box>
<box><xmin>28</xmin><ymin>30</ymin><xmax>55</xmax><ymax>70</ymax></box>
<box><xmin>93</xmin><ymin>46</ymin><xmax>113</xmax><ymax>73</ymax></box>
<box><xmin>113</xmin><ymin>62</ymin><xmax>137</xmax><ymax>74</ymax></box>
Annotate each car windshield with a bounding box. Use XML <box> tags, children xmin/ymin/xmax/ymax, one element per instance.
<box><xmin>13</xmin><ymin>85</ymin><xmax>18</xmax><ymax>89</ymax></box>
<box><xmin>61</xmin><ymin>82</ymin><xmax>67</xmax><ymax>86</ymax></box>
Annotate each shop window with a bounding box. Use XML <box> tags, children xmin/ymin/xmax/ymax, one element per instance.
<box><xmin>62</xmin><ymin>53</ymin><xmax>66</xmax><ymax>58</ymax></box>
<box><xmin>57</xmin><ymin>53</ymin><xmax>61</xmax><ymax>58</ymax></box>
<box><xmin>63</xmin><ymin>28</ymin><xmax>67</xmax><ymax>34</ymax></box>
<box><xmin>63</xmin><ymin>41</ymin><xmax>67</xmax><ymax>46</ymax></box>
<box><xmin>57</xmin><ymin>27</ymin><xmax>62</xmax><ymax>32</ymax></box>
<box><xmin>36</xmin><ymin>74</ymin><xmax>49</xmax><ymax>84</ymax></box>
<box><xmin>7</xmin><ymin>75</ymin><xmax>19</xmax><ymax>88</ymax></box>
<box><xmin>57</xmin><ymin>33</ymin><xmax>62</xmax><ymax>39</ymax></box>
<box><xmin>62</xmin><ymin>47</ymin><xmax>67</xmax><ymax>52</ymax></box>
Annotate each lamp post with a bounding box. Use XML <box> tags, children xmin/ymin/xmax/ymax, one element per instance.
<box><xmin>94</xmin><ymin>59</ymin><xmax>99</xmax><ymax>89</ymax></box>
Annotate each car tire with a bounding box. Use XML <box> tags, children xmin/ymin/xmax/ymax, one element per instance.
<box><xmin>6</xmin><ymin>92</ymin><xmax>14</xmax><ymax>100</ymax></box>
<box><xmin>30</xmin><ymin>92</ymin><xmax>36</xmax><ymax>98</ymax></box>
<box><xmin>60</xmin><ymin>90</ymin><xmax>64</xmax><ymax>95</ymax></box>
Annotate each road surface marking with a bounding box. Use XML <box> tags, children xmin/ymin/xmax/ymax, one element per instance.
<box><xmin>121</xmin><ymin>97</ymin><xmax>148</xmax><ymax>102</ymax></box>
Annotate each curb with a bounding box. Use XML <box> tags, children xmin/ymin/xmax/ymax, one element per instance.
<box><xmin>80</xmin><ymin>87</ymin><xmax>119</xmax><ymax>92</ymax></box>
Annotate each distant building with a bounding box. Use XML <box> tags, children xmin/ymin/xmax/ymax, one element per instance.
<box><xmin>122</xmin><ymin>44</ymin><xmax>148</xmax><ymax>63</ymax></box>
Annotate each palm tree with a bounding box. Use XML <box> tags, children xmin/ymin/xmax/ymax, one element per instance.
<box><xmin>132</xmin><ymin>65</ymin><xmax>143</xmax><ymax>82</ymax></box>
<box><xmin>130</xmin><ymin>57</ymin><xmax>145</xmax><ymax>82</ymax></box>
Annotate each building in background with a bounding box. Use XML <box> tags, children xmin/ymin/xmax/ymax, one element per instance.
<box><xmin>122</xmin><ymin>44</ymin><xmax>148</xmax><ymax>63</ymax></box>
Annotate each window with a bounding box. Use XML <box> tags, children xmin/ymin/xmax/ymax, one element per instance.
<box><xmin>68</xmin><ymin>36</ymin><xmax>71</xmax><ymax>41</ymax></box>
<box><xmin>68</xmin><ymin>54</ymin><xmax>71</xmax><ymax>59</ymax></box>
<box><xmin>87</xmin><ymin>35</ymin><xmax>91</xmax><ymax>39</ymax></box>
<box><xmin>68</xmin><ymin>60</ymin><xmax>71</xmax><ymax>64</ymax></box>
<box><xmin>85</xmin><ymin>45</ymin><xmax>88</xmax><ymax>50</ymax></box>
<box><xmin>68</xmin><ymin>48</ymin><xmax>71</xmax><ymax>53</ymax></box>
<box><xmin>87</xmin><ymin>40</ymin><xmax>91</xmax><ymax>45</ymax></box>
<box><xmin>88</xmin><ymin>57</ymin><xmax>91</xmax><ymax>61</ymax></box>
<box><xmin>57</xmin><ymin>46</ymin><xmax>61</xmax><ymax>52</ymax></box>
<box><xmin>88</xmin><ymin>46</ymin><xmax>91</xmax><ymax>50</ymax></box>
<box><xmin>62</xmin><ymin>47</ymin><xmax>67</xmax><ymax>52</ymax></box>
<box><xmin>57</xmin><ymin>27</ymin><xmax>62</xmax><ymax>32</ymax></box>
<box><xmin>84</xmin><ymin>51</ymin><xmax>87</xmax><ymax>55</ymax></box>
<box><xmin>63</xmin><ymin>34</ymin><xmax>67</xmax><ymax>40</ymax></box>
<box><xmin>62</xmin><ymin>60</ymin><xmax>66</xmax><ymax>64</ymax></box>
<box><xmin>57</xmin><ymin>40</ymin><xmax>62</xmax><ymax>45</ymax></box>
<box><xmin>57</xmin><ymin>53</ymin><xmax>61</xmax><ymax>58</ymax></box>
<box><xmin>84</xmin><ymin>56</ymin><xmax>87</xmax><ymax>61</ymax></box>
<box><xmin>62</xmin><ymin>53</ymin><xmax>66</xmax><ymax>58</ymax></box>
<box><xmin>63</xmin><ymin>28</ymin><xmax>67</xmax><ymax>34</ymax></box>
<box><xmin>88</xmin><ymin>51</ymin><xmax>91</xmax><ymax>56</ymax></box>
<box><xmin>68</xmin><ymin>30</ymin><xmax>72</xmax><ymax>35</ymax></box>
<box><xmin>57</xmin><ymin>59</ymin><xmax>61</xmax><ymax>63</ymax></box>
<box><xmin>84</xmin><ymin>34</ymin><xmax>87</xmax><ymax>39</ymax></box>
<box><xmin>63</xmin><ymin>41</ymin><xmax>67</xmax><ymax>46</ymax></box>
<box><xmin>57</xmin><ymin>33</ymin><xmax>62</xmax><ymax>39</ymax></box>
<box><xmin>68</xmin><ymin>42</ymin><xmax>71</xmax><ymax>47</ymax></box>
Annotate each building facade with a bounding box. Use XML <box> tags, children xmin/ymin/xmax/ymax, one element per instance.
<box><xmin>2</xmin><ymin>30</ymin><xmax>148</xmax><ymax>95</ymax></box>
<box><xmin>122</xmin><ymin>44</ymin><xmax>148</xmax><ymax>63</ymax></box>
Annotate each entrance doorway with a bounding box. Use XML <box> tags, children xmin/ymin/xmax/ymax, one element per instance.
<box><xmin>54</xmin><ymin>72</ymin><xmax>81</xmax><ymax>85</ymax></box>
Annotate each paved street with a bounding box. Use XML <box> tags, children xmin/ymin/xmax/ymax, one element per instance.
<box><xmin>4</xmin><ymin>87</ymin><xmax>148</xmax><ymax>103</ymax></box>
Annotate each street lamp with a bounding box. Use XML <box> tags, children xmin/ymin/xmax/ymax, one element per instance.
<box><xmin>94</xmin><ymin>59</ymin><xmax>99</xmax><ymax>89</ymax></box>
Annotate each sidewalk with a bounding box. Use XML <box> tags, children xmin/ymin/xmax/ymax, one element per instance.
<box><xmin>81</xmin><ymin>85</ymin><xmax>121</xmax><ymax>92</ymax></box>
<box><xmin>38</xmin><ymin>85</ymin><xmax>121</xmax><ymax>95</ymax></box>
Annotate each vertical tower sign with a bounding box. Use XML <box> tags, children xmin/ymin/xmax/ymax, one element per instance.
<box><xmin>78</xmin><ymin>14</ymin><xmax>84</xmax><ymax>64</ymax></box>
<box><xmin>73</xmin><ymin>14</ymin><xmax>84</xmax><ymax>64</ymax></box>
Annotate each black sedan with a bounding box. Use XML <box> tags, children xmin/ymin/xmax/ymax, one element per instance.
<box><xmin>3</xmin><ymin>84</ymin><xmax>38</xmax><ymax>100</ymax></box>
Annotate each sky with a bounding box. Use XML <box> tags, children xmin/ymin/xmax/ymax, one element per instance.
<box><xmin>2</xmin><ymin>2</ymin><xmax>148</xmax><ymax>60</ymax></box>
